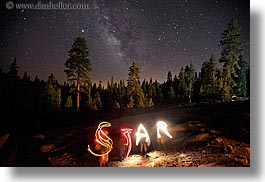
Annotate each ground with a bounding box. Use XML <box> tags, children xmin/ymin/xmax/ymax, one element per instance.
<box><xmin>0</xmin><ymin>101</ymin><xmax>250</xmax><ymax>167</ymax></box>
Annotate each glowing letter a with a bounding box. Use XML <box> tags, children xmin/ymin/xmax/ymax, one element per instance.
<box><xmin>135</xmin><ymin>123</ymin><xmax>151</xmax><ymax>146</ymax></box>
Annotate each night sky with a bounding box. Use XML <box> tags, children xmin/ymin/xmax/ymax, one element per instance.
<box><xmin>0</xmin><ymin>0</ymin><xmax>250</xmax><ymax>84</ymax></box>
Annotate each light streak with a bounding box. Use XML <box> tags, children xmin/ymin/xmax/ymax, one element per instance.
<box><xmin>157</xmin><ymin>121</ymin><xmax>172</xmax><ymax>139</ymax></box>
<box><xmin>121</xmin><ymin>128</ymin><xmax>133</xmax><ymax>158</ymax></box>
<box><xmin>135</xmin><ymin>123</ymin><xmax>151</xmax><ymax>146</ymax></box>
<box><xmin>87</xmin><ymin>122</ymin><xmax>113</xmax><ymax>157</ymax></box>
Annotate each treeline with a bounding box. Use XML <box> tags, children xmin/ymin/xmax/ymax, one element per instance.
<box><xmin>0</xmin><ymin>19</ymin><xmax>249</xmax><ymax>132</ymax></box>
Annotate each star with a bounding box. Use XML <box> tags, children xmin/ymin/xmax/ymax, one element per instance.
<box><xmin>0</xmin><ymin>0</ymin><xmax>249</xmax><ymax>85</ymax></box>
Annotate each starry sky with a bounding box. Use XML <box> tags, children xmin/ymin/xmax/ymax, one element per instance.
<box><xmin>0</xmin><ymin>0</ymin><xmax>250</xmax><ymax>84</ymax></box>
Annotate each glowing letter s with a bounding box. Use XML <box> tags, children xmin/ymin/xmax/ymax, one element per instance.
<box><xmin>87</xmin><ymin>122</ymin><xmax>113</xmax><ymax>157</ymax></box>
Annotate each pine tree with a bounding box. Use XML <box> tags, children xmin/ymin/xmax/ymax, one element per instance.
<box><xmin>154</xmin><ymin>80</ymin><xmax>163</xmax><ymax>105</ymax></box>
<box><xmin>7</xmin><ymin>58</ymin><xmax>19</xmax><ymax>79</ymax></box>
<box><xmin>127</xmin><ymin>61</ymin><xmax>145</xmax><ymax>108</ymax></box>
<box><xmin>235</xmin><ymin>55</ymin><xmax>247</xmax><ymax>97</ymax></box>
<box><xmin>93</xmin><ymin>91</ymin><xmax>102</xmax><ymax>110</ymax></box>
<box><xmin>173</xmin><ymin>75</ymin><xmax>179</xmax><ymax>100</ymax></box>
<box><xmin>6</xmin><ymin>59</ymin><xmax>20</xmax><ymax>112</ymax></box>
<box><xmin>146</xmin><ymin>97</ymin><xmax>154</xmax><ymax>108</ymax></box>
<box><xmin>65</xmin><ymin>95</ymin><xmax>73</xmax><ymax>108</ymax></box>
<box><xmin>246</xmin><ymin>61</ymin><xmax>250</xmax><ymax>97</ymax></box>
<box><xmin>193</xmin><ymin>72</ymin><xmax>201</xmax><ymax>102</ymax></box>
<box><xmin>113</xmin><ymin>101</ymin><xmax>121</xmax><ymax>111</ymax></box>
<box><xmin>167</xmin><ymin>85</ymin><xmax>176</xmax><ymax>101</ymax></box>
<box><xmin>44</xmin><ymin>74</ymin><xmax>61</xmax><ymax>111</ymax></box>
<box><xmin>219</xmin><ymin>78</ymin><xmax>231</xmax><ymax>102</ymax></box>
<box><xmin>147</xmin><ymin>81</ymin><xmax>156</xmax><ymax>99</ymax></box>
<box><xmin>184</xmin><ymin>64</ymin><xmax>196</xmax><ymax>103</ymax></box>
<box><xmin>164</xmin><ymin>70</ymin><xmax>175</xmax><ymax>102</ymax></box>
<box><xmin>117</xmin><ymin>80</ymin><xmax>126</xmax><ymax>109</ymax></box>
<box><xmin>178</xmin><ymin>67</ymin><xmax>187</xmax><ymax>102</ymax></box>
<box><xmin>219</xmin><ymin>19</ymin><xmax>245</xmax><ymax>96</ymax></box>
<box><xmin>167</xmin><ymin>71</ymin><xmax>173</xmax><ymax>83</ymax></box>
<box><xmin>217</xmin><ymin>65</ymin><xmax>235</xmax><ymax>102</ymax></box>
<box><xmin>127</xmin><ymin>95</ymin><xmax>134</xmax><ymax>109</ymax></box>
<box><xmin>141</xmin><ymin>79</ymin><xmax>147</xmax><ymax>94</ymax></box>
<box><xmin>19</xmin><ymin>71</ymin><xmax>34</xmax><ymax>112</ymax></box>
<box><xmin>84</xmin><ymin>83</ymin><xmax>92</xmax><ymax>110</ymax></box>
<box><xmin>103</xmin><ymin>80</ymin><xmax>114</xmax><ymax>111</ymax></box>
<box><xmin>200</xmin><ymin>54</ymin><xmax>218</xmax><ymax>98</ymax></box>
<box><xmin>98</xmin><ymin>80</ymin><xmax>103</xmax><ymax>94</ymax></box>
<box><xmin>32</xmin><ymin>76</ymin><xmax>43</xmax><ymax>112</ymax></box>
<box><xmin>91</xmin><ymin>83</ymin><xmax>97</xmax><ymax>97</ymax></box>
<box><xmin>22</xmin><ymin>71</ymin><xmax>30</xmax><ymax>81</ymax></box>
<box><xmin>64</xmin><ymin>37</ymin><xmax>92</xmax><ymax>110</ymax></box>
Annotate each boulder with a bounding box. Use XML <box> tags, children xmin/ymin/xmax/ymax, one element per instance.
<box><xmin>187</xmin><ymin>133</ymin><xmax>211</xmax><ymax>143</ymax></box>
<box><xmin>40</xmin><ymin>144</ymin><xmax>55</xmax><ymax>153</ymax></box>
<box><xmin>32</xmin><ymin>134</ymin><xmax>46</xmax><ymax>141</ymax></box>
<box><xmin>0</xmin><ymin>134</ymin><xmax>10</xmax><ymax>149</ymax></box>
<box><xmin>169</xmin><ymin>121</ymin><xmax>206</xmax><ymax>133</ymax></box>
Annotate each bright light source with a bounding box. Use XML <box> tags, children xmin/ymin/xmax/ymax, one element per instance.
<box><xmin>121</xmin><ymin>128</ymin><xmax>133</xmax><ymax>158</ymax></box>
<box><xmin>135</xmin><ymin>123</ymin><xmax>151</xmax><ymax>146</ymax></box>
<box><xmin>157</xmin><ymin>121</ymin><xmax>172</xmax><ymax>139</ymax></box>
<box><xmin>87</xmin><ymin>122</ymin><xmax>113</xmax><ymax>157</ymax></box>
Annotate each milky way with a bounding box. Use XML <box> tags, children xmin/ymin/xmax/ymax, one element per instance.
<box><xmin>0</xmin><ymin>0</ymin><xmax>249</xmax><ymax>84</ymax></box>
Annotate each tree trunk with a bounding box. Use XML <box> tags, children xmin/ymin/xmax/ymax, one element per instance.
<box><xmin>87</xmin><ymin>86</ymin><xmax>92</xmax><ymax>109</ymax></box>
<box><xmin>188</xmin><ymin>92</ymin><xmax>191</xmax><ymax>104</ymax></box>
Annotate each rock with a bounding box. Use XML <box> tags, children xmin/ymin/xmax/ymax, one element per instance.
<box><xmin>169</xmin><ymin>124</ymin><xmax>186</xmax><ymax>132</ymax></box>
<box><xmin>188</xmin><ymin>133</ymin><xmax>211</xmax><ymax>143</ymax></box>
<box><xmin>245</xmin><ymin>147</ymin><xmax>250</xmax><ymax>154</ymax></box>
<box><xmin>215</xmin><ymin>137</ymin><xmax>223</xmax><ymax>143</ymax></box>
<box><xmin>40</xmin><ymin>144</ymin><xmax>55</xmax><ymax>153</ymax></box>
<box><xmin>0</xmin><ymin>133</ymin><xmax>10</xmax><ymax>149</ymax></box>
<box><xmin>225</xmin><ymin>145</ymin><xmax>233</xmax><ymax>153</ymax></box>
<box><xmin>200</xmin><ymin>128</ymin><xmax>206</xmax><ymax>132</ymax></box>
<box><xmin>232</xmin><ymin>146</ymin><xmax>250</xmax><ymax>162</ymax></box>
<box><xmin>187</xmin><ymin>121</ymin><xmax>206</xmax><ymax>128</ymax></box>
<box><xmin>32</xmin><ymin>134</ymin><xmax>46</xmax><ymax>141</ymax></box>
<box><xmin>169</xmin><ymin>121</ymin><xmax>207</xmax><ymax>134</ymax></box>
<box><xmin>49</xmin><ymin>153</ymin><xmax>76</xmax><ymax>167</ymax></box>
<box><xmin>210</xmin><ymin>130</ymin><xmax>221</xmax><ymax>134</ymax></box>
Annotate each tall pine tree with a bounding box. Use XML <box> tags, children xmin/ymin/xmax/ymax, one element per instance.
<box><xmin>127</xmin><ymin>61</ymin><xmax>145</xmax><ymax>108</ymax></box>
<box><xmin>200</xmin><ymin>54</ymin><xmax>218</xmax><ymax>98</ymax></box>
<box><xmin>44</xmin><ymin>74</ymin><xmax>61</xmax><ymax>111</ymax></box>
<box><xmin>64</xmin><ymin>37</ymin><xmax>92</xmax><ymax>110</ymax></box>
<box><xmin>235</xmin><ymin>55</ymin><xmax>247</xmax><ymax>97</ymax></box>
<box><xmin>184</xmin><ymin>64</ymin><xmax>195</xmax><ymax>103</ymax></box>
<box><xmin>178</xmin><ymin>67</ymin><xmax>187</xmax><ymax>102</ymax></box>
<box><xmin>219</xmin><ymin>19</ymin><xmax>245</xmax><ymax>97</ymax></box>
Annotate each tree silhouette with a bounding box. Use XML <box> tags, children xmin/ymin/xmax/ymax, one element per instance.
<box><xmin>184</xmin><ymin>63</ymin><xmax>195</xmax><ymax>103</ymax></box>
<box><xmin>200</xmin><ymin>54</ymin><xmax>218</xmax><ymax>98</ymax></box>
<box><xmin>64</xmin><ymin>37</ymin><xmax>92</xmax><ymax>111</ymax></box>
<box><xmin>127</xmin><ymin>61</ymin><xmax>145</xmax><ymax>108</ymax></box>
<box><xmin>219</xmin><ymin>19</ymin><xmax>245</xmax><ymax>97</ymax></box>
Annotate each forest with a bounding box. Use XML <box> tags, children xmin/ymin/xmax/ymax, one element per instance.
<box><xmin>0</xmin><ymin>19</ymin><xmax>249</xmax><ymax>135</ymax></box>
